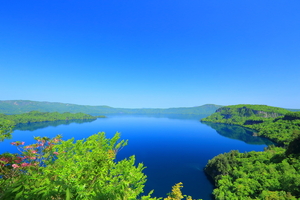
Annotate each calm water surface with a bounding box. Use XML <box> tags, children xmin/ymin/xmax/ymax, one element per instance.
<box><xmin>1</xmin><ymin>115</ymin><xmax>272</xmax><ymax>200</ymax></box>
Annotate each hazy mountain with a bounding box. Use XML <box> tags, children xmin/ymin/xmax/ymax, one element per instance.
<box><xmin>0</xmin><ymin>100</ymin><xmax>223</xmax><ymax>115</ymax></box>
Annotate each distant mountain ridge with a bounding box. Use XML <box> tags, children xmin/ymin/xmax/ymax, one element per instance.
<box><xmin>0</xmin><ymin>100</ymin><xmax>223</xmax><ymax>115</ymax></box>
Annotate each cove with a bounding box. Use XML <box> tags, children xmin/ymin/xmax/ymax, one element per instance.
<box><xmin>0</xmin><ymin>114</ymin><xmax>273</xmax><ymax>200</ymax></box>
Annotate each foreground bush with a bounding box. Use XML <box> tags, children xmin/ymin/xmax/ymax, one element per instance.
<box><xmin>0</xmin><ymin>132</ymin><xmax>200</xmax><ymax>200</ymax></box>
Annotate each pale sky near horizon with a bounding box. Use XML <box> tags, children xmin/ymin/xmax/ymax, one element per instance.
<box><xmin>1</xmin><ymin>1</ymin><xmax>300</xmax><ymax>108</ymax></box>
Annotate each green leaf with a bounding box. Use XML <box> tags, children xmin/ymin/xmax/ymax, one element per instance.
<box><xmin>66</xmin><ymin>188</ymin><xmax>71</xmax><ymax>200</ymax></box>
<box><xmin>12</xmin><ymin>185</ymin><xmax>23</xmax><ymax>193</ymax></box>
<box><xmin>15</xmin><ymin>191</ymin><xmax>23</xmax><ymax>200</ymax></box>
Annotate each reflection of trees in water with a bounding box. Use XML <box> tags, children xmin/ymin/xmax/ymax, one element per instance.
<box><xmin>201</xmin><ymin>122</ymin><xmax>274</xmax><ymax>145</ymax></box>
<box><xmin>107</xmin><ymin>114</ymin><xmax>209</xmax><ymax>120</ymax></box>
<box><xmin>147</xmin><ymin>114</ymin><xmax>209</xmax><ymax>120</ymax></box>
<box><xmin>13</xmin><ymin>119</ymin><xmax>96</xmax><ymax>132</ymax></box>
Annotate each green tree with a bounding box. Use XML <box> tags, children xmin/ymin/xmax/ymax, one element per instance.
<box><xmin>0</xmin><ymin>132</ymin><xmax>201</xmax><ymax>200</ymax></box>
<box><xmin>0</xmin><ymin>119</ymin><xmax>15</xmax><ymax>141</ymax></box>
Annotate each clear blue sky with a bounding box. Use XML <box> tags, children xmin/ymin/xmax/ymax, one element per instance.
<box><xmin>1</xmin><ymin>0</ymin><xmax>300</xmax><ymax>108</ymax></box>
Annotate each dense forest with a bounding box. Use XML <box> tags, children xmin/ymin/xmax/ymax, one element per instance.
<box><xmin>0</xmin><ymin>100</ymin><xmax>222</xmax><ymax>115</ymax></box>
<box><xmin>202</xmin><ymin>104</ymin><xmax>300</xmax><ymax>199</ymax></box>
<box><xmin>201</xmin><ymin>104</ymin><xmax>289</xmax><ymax>125</ymax></box>
<box><xmin>201</xmin><ymin>104</ymin><xmax>300</xmax><ymax>145</ymax></box>
<box><xmin>0</xmin><ymin>111</ymin><xmax>100</xmax><ymax>124</ymax></box>
<box><xmin>205</xmin><ymin>145</ymin><xmax>300</xmax><ymax>199</ymax></box>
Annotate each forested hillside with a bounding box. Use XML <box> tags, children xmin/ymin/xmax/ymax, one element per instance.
<box><xmin>0</xmin><ymin>100</ymin><xmax>222</xmax><ymax>115</ymax></box>
<box><xmin>201</xmin><ymin>104</ymin><xmax>289</xmax><ymax>125</ymax></box>
<box><xmin>203</xmin><ymin>104</ymin><xmax>300</xmax><ymax>199</ymax></box>
<box><xmin>201</xmin><ymin>105</ymin><xmax>300</xmax><ymax>145</ymax></box>
<box><xmin>0</xmin><ymin>111</ymin><xmax>99</xmax><ymax>124</ymax></box>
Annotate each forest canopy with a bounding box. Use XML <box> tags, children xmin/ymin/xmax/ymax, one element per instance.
<box><xmin>0</xmin><ymin>111</ymin><xmax>100</xmax><ymax>125</ymax></box>
<box><xmin>203</xmin><ymin>104</ymin><xmax>300</xmax><ymax>199</ymax></box>
<box><xmin>201</xmin><ymin>105</ymin><xmax>300</xmax><ymax>145</ymax></box>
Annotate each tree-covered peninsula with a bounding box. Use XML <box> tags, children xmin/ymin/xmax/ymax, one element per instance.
<box><xmin>201</xmin><ymin>104</ymin><xmax>289</xmax><ymax>125</ymax></box>
<box><xmin>0</xmin><ymin>111</ymin><xmax>103</xmax><ymax>141</ymax></box>
<box><xmin>0</xmin><ymin>111</ymin><xmax>101</xmax><ymax>124</ymax></box>
<box><xmin>201</xmin><ymin>104</ymin><xmax>300</xmax><ymax>145</ymax></box>
<box><xmin>202</xmin><ymin>104</ymin><xmax>300</xmax><ymax>199</ymax></box>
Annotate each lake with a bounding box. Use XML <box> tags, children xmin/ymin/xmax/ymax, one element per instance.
<box><xmin>0</xmin><ymin>114</ymin><xmax>273</xmax><ymax>199</ymax></box>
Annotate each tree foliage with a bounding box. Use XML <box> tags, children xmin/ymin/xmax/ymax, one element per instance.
<box><xmin>0</xmin><ymin>111</ymin><xmax>101</xmax><ymax>126</ymax></box>
<box><xmin>0</xmin><ymin>132</ymin><xmax>200</xmax><ymax>200</ymax></box>
<box><xmin>205</xmin><ymin>146</ymin><xmax>300</xmax><ymax>199</ymax></box>
<box><xmin>0</xmin><ymin>119</ymin><xmax>15</xmax><ymax>141</ymax></box>
<box><xmin>201</xmin><ymin>104</ymin><xmax>289</xmax><ymax>126</ymax></box>
<box><xmin>203</xmin><ymin>105</ymin><xmax>300</xmax><ymax>199</ymax></box>
<box><xmin>202</xmin><ymin>105</ymin><xmax>300</xmax><ymax>145</ymax></box>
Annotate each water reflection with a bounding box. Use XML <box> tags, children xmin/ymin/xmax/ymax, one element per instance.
<box><xmin>11</xmin><ymin>114</ymin><xmax>208</xmax><ymax>134</ymax></box>
<box><xmin>201</xmin><ymin>121</ymin><xmax>274</xmax><ymax>145</ymax></box>
<box><xmin>105</xmin><ymin>114</ymin><xmax>209</xmax><ymax>120</ymax></box>
<box><xmin>13</xmin><ymin>119</ymin><xmax>96</xmax><ymax>132</ymax></box>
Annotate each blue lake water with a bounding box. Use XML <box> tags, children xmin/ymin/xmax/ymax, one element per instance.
<box><xmin>0</xmin><ymin>115</ymin><xmax>273</xmax><ymax>200</ymax></box>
